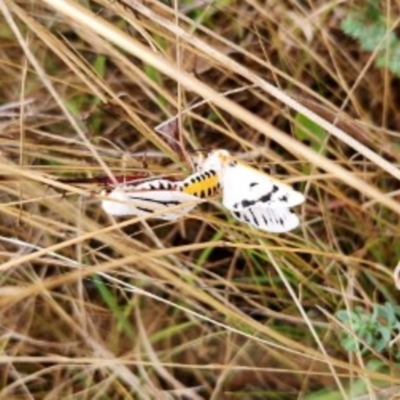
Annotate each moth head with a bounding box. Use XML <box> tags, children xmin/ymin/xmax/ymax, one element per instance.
<box><xmin>199</xmin><ymin>149</ymin><xmax>230</xmax><ymax>184</ymax></box>
<box><xmin>201</xmin><ymin>149</ymin><xmax>230</xmax><ymax>169</ymax></box>
<box><xmin>192</xmin><ymin>152</ymin><xmax>205</xmax><ymax>173</ymax></box>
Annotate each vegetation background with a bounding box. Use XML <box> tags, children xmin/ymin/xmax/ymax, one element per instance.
<box><xmin>0</xmin><ymin>0</ymin><xmax>399</xmax><ymax>399</ymax></box>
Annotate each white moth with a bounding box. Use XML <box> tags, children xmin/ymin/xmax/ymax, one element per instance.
<box><xmin>197</xmin><ymin>149</ymin><xmax>305</xmax><ymax>233</ymax></box>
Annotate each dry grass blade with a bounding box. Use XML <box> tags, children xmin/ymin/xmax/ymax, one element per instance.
<box><xmin>0</xmin><ymin>0</ymin><xmax>399</xmax><ymax>398</ymax></box>
<box><xmin>155</xmin><ymin>117</ymin><xmax>187</xmax><ymax>162</ymax></box>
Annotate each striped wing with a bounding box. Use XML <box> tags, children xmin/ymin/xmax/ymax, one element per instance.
<box><xmin>102</xmin><ymin>179</ymin><xmax>200</xmax><ymax>221</ymax></box>
<box><xmin>231</xmin><ymin>207</ymin><xmax>300</xmax><ymax>233</ymax></box>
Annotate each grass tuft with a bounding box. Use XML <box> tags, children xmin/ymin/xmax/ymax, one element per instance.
<box><xmin>0</xmin><ymin>0</ymin><xmax>399</xmax><ymax>398</ymax></box>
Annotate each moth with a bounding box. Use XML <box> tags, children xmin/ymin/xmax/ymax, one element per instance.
<box><xmin>182</xmin><ymin>149</ymin><xmax>305</xmax><ymax>232</ymax></box>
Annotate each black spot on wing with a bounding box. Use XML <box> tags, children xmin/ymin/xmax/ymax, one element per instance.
<box><xmin>149</xmin><ymin>180</ymin><xmax>178</xmax><ymax>190</ymax></box>
<box><xmin>136</xmin><ymin>206</ymin><xmax>153</xmax><ymax>213</ymax></box>
<box><xmin>236</xmin><ymin>198</ymin><xmax>255</xmax><ymax>208</ymax></box>
<box><xmin>128</xmin><ymin>196</ymin><xmax>181</xmax><ymax>207</ymax></box>
<box><xmin>233</xmin><ymin>210</ymin><xmax>250</xmax><ymax>223</ymax></box>
<box><xmin>259</xmin><ymin>185</ymin><xmax>279</xmax><ymax>203</ymax></box>
<box><xmin>233</xmin><ymin>184</ymin><xmax>280</xmax><ymax>209</ymax></box>
<box><xmin>248</xmin><ymin>208</ymin><xmax>260</xmax><ymax>227</ymax></box>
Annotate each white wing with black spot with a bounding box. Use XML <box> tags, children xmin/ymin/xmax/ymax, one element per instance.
<box><xmin>221</xmin><ymin>161</ymin><xmax>305</xmax><ymax>211</ymax></box>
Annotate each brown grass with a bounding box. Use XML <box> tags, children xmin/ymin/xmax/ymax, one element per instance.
<box><xmin>0</xmin><ymin>0</ymin><xmax>399</xmax><ymax>399</ymax></box>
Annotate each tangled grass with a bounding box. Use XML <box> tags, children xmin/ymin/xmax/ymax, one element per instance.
<box><xmin>0</xmin><ymin>0</ymin><xmax>399</xmax><ymax>398</ymax></box>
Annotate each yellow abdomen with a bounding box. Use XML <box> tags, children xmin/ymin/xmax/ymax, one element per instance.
<box><xmin>179</xmin><ymin>170</ymin><xmax>220</xmax><ymax>198</ymax></box>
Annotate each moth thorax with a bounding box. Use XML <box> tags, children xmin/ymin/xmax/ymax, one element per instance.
<box><xmin>202</xmin><ymin>154</ymin><xmax>223</xmax><ymax>172</ymax></box>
